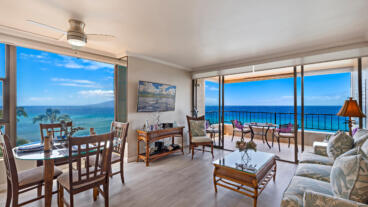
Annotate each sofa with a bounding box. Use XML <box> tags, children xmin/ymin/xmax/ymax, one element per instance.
<box><xmin>281</xmin><ymin>129</ymin><xmax>368</xmax><ymax>207</ymax></box>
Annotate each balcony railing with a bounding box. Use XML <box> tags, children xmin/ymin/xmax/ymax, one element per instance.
<box><xmin>205</xmin><ymin>111</ymin><xmax>349</xmax><ymax>132</ymax></box>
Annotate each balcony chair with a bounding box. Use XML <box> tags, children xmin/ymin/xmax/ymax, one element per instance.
<box><xmin>187</xmin><ymin>115</ymin><xmax>214</xmax><ymax>160</ymax></box>
<box><xmin>205</xmin><ymin>120</ymin><xmax>219</xmax><ymax>139</ymax></box>
<box><xmin>57</xmin><ymin>132</ymin><xmax>114</xmax><ymax>207</ymax></box>
<box><xmin>273</xmin><ymin>123</ymin><xmax>296</xmax><ymax>152</ymax></box>
<box><xmin>89</xmin><ymin>121</ymin><xmax>129</xmax><ymax>184</ymax></box>
<box><xmin>0</xmin><ymin>133</ymin><xmax>62</xmax><ymax>207</ymax></box>
<box><xmin>231</xmin><ymin>120</ymin><xmax>251</xmax><ymax>141</ymax></box>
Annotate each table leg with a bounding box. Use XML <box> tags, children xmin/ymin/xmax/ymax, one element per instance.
<box><xmin>145</xmin><ymin>140</ymin><xmax>150</xmax><ymax>167</ymax></box>
<box><xmin>44</xmin><ymin>159</ymin><xmax>54</xmax><ymax>207</ymax></box>
<box><xmin>181</xmin><ymin>132</ymin><xmax>184</xmax><ymax>155</ymax></box>
<box><xmin>172</xmin><ymin>136</ymin><xmax>174</xmax><ymax>145</ymax></box>
<box><xmin>264</xmin><ymin>127</ymin><xmax>271</xmax><ymax>148</ymax></box>
<box><xmin>137</xmin><ymin>139</ymin><xmax>140</xmax><ymax>162</ymax></box>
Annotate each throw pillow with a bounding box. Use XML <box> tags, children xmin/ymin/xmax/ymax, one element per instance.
<box><xmin>327</xmin><ymin>131</ymin><xmax>354</xmax><ymax>160</ymax></box>
<box><xmin>330</xmin><ymin>154</ymin><xmax>368</xmax><ymax>203</ymax></box>
<box><xmin>189</xmin><ymin>120</ymin><xmax>206</xmax><ymax>137</ymax></box>
<box><xmin>353</xmin><ymin>129</ymin><xmax>368</xmax><ymax>147</ymax></box>
<box><xmin>360</xmin><ymin>139</ymin><xmax>368</xmax><ymax>158</ymax></box>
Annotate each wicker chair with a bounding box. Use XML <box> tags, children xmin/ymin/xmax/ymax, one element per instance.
<box><xmin>187</xmin><ymin>115</ymin><xmax>214</xmax><ymax>160</ymax></box>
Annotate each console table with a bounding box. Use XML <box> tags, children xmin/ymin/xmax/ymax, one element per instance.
<box><xmin>136</xmin><ymin>126</ymin><xmax>185</xmax><ymax>166</ymax></box>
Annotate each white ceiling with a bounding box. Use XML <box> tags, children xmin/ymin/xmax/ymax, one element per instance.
<box><xmin>0</xmin><ymin>0</ymin><xmax>368</xmax><ymax>71</ymax></box>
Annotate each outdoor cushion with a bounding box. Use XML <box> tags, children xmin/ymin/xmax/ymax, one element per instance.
<box><xmin>303</xmin><ymin>191</ymin><xmax>368</xmax><ymax>207</ymax></box>
<box><xmin>313</xmin><ymin>141</ymin><xmax>328</xmax><ymax>156</ymax></box>
<box><xmin>281</xmin><ymin>176</ymin><xmax>333</xmax><ymax>207</ymax></box>
<box><xmin>18</xmin><ymin>166</ymin><xmax>62</xmax><ymax>187</ymax></box>
<box><xmin>278</xmin><ymin>133</ymin><xmax>294</xmax><ymax>138</ymax></box>
<box><xmin>189</xmin><ymin>120</ymin><xmax>206</xmax><ymax>137</ymax></box>
<box><xmin>300</xmin><ymin>152</ymin><xmax>334</xmax><ymax>166</ymax></box>
<box><xmin>327</xmin><ymin>131</ymin><xmax>354</xmax><ymax>160</ymax></box>
<box><xmin>295</xmin><ymin>163</ymin><xmax>332</xmax><ymax>183</ymax></box>
<box><xmin>330</xmin><ymin>153</ymin><xmax>368</xmax><ymax>203</ymax></box>
<box><xmin>192</xmin><ymin>136</ymin><xmax>212</xmax><ymax>143</ymax></box>
<box><xmin>353</xmin><ymin>129</ymin><xmax>368</xmax><ymax>147</ymax></box>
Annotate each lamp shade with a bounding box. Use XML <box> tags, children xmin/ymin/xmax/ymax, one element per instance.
<box><xmin>337</xmin><ymin>97</ymin><xmax>366</xmax><ymax>118</ymax></box>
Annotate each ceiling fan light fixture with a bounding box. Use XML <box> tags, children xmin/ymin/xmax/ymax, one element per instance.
<box><xmin>67</xmin><ymin>37</ymin><xmax>86</xmax><ymax>47</ymax></box>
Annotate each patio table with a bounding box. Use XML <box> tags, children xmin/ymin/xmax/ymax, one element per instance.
<box><xmin>244</xmin><ymin>123</ymin><xmax>277</xmax><ymax>149</ymax></box>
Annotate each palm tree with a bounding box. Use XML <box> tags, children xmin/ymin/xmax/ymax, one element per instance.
<box><xmin>16</xmin><ymin>107</ymin><xmax>28</xmax><ymax>121</ymax></box>
<box><xmin>33</xmin><ymin>108</ymin><xmax>72</xmax><ymax>124</ymax></box>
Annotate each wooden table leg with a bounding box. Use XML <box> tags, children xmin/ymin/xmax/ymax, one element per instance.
<box><xmin>253</xmin><ymin>180</ymin><xmax>258</xmax><ymax>207</ymax></box>
<box><xmin>145</xmin><ymin>140</ymin><xmax>149</xmax><ymax>167</ymax></box>
<box><xmin>181</xmin><ymin>132</ymin><xmax>184</xmax><ymax>155</ymax></box>
<box><xmin>44</xmin><ymin>159</ymin><xmax>54</xmax><ymax>207</ymax></box>
<box><xmin>137</xmin><ymin>139</ymin><xmax>140</xmax><ymax>162</ymax></box>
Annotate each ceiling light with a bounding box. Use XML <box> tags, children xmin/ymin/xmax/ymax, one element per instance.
<box><xmin>67</xmin><ymin>38</ymin><xmax>86</xmax><ymax>47</ymax></box>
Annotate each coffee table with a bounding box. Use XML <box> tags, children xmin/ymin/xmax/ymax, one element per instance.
<box><xmin>213</xmin><ymin>150</ymin><xmax>276</xmax><ymax>207</ymax></box>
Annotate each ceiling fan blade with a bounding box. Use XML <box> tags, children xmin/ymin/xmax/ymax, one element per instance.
<box><xmin>87</xmin><ymin>34</ymin><xmax>115</xmax><ymax>41</ymax></box>
<box><xmin>27</xmin><ymin>20</ymin><xmax>66</xmax><ymax>34</ymax></box>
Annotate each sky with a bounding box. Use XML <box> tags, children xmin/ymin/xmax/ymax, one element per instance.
<box><xmin>15</xmin><ymin>46</ymin><xmax>114</xmax><ymax>106</ymax></box>
<box><xmin>205</xmin><ymin>72</ymin><xmax>351</xmax><ymax>106</ymax></box>
<box><xmin>0</xmin><ymin>43</ymin><xmax>352</xmax><ymax>107</ymax></box>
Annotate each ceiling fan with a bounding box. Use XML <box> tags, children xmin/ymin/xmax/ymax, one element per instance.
<box><xmin>27</xmin><ymin>19</ymin><xmax>115</xmax><ymax>47</ymax></box>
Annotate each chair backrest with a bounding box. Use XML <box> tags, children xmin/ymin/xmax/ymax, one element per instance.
<box><xmin>186</xmin><ymin>115</ymin><xmax>205</xmax><ymax>143</ymax></box>
<box><xmin>231</xmin><ymin>120</ymin><xmax>243</xmax><ymax>130</ymax></box>
<box><xmin>40</xmin><ymin>122</ymin><xmax>73</xmax><ymax>142</ymax></box>
<box><xmin>110</xmin><ymin>121</ymin><xmax>129</xmax><ymax>155</ymax></box>
<box><xmin>0</xmin><ymin>133</ymin><xmax>19</xmax><ymax>186</ymax></box>
<box><xmin>278</xmin><ymin>123</ymin><xmax>294</xmax><ymax>133</ymax></box>
<box><xmin>67</xmin><ymin>132</ymin><xmax>114</xmax><ymax>191</ymax></box>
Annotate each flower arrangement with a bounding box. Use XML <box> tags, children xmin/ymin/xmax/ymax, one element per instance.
<box><xmin>235</xmin><ymin>139</ymin><xmax>257</xmax><ymax>151</ymax></box>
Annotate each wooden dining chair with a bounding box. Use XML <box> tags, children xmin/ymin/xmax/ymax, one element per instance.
<box><xmin>0</xmin><ymin>133</ymin><xmax>62</xmax><ymax>207</ymax></box>
<box><xmin>187</xmin><ymin>115</ymin><xmax>214</xmax><ymax>160</ymax></box>
<box><xmin>88</xmin><ymin>121</ymin><xmax>129</xmax><ymax>184</ymax></box>
<box><xmin>37</xmin><ymin>122</ymin><xmax>73</xmax><ymax>166</ymax></box>
<box><xmin>57</xmin><ymin>132</ymin><xmax>114</xmax><ymax>207</ymax></box>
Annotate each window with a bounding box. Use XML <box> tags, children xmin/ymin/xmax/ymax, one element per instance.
<box><xmin>16</xmin><ymin>46</ymin><xmax>114</xmax><ymax>144</ymax></box>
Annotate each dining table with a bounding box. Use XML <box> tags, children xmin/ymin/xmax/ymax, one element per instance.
<box><xmin>12</xmin><ymin>142</ymin><xmax>70</xmax><ymax>207</ymax></box>
<box><xmin>244</xmin><ymin>123</ymin><xmax>277</xmax><ymax>148</ymax></box>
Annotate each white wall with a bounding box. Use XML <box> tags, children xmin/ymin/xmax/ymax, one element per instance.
<box><xmin>126</xmin><ymin>57</ymin><xmax>192</xmax><ymax>161</ymax></box>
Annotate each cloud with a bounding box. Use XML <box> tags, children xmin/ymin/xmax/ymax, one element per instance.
<box><xmin>56</xmin><ymin>55</ymin><xmax>114</xmax><ymax>71</ymax></box>
<box><xmin>20</xmin><ymin>52</ymin><xmax>51</xmax><ymax>64</ymax></box>
<box><xmin>78</xmin><ymin>89</ymin><xmax>114</xmax><ymax>97</ymax></box>
<box><xmin>51</xmin><ymin>78</ymin><xmax>99</xmax><ymax>88</ymax></box>
<box><xmin>205</xmin><ymin>85</ymin><xmax>219</xmax><ymax>91</ymax></box>
<box><xmin>28</xmin><ymin>97</ymin><xmax>53</xmax><ymax>102</ymax></box>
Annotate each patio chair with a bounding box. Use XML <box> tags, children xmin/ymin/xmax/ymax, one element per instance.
<box><xmin>0</xmin><ymin>132</ymin><xmax>62</xmax><ymax>207</ymax></box>
<box><xmin>231</xmin><ymin>120</ymin><xmax>251</xmax><ymax>141</ymax></box>
<box><xmin>273</xmin><ymin>123</ymin><xmax>296</xmax><ymax>152</ymax></box>
<box><xmin>205</xmin><ymin>120</ymin><xmax>218</xmax><ymax>139</ymax></box>
<box><xmin>187</xmin><ymin>115</ymin><xmax>214</xmax><ymax>160</ymax></box>
<box><xmin>57</xmin><ymin>132</ymin><xmax>114</xmax><ymax>207</ymax></box>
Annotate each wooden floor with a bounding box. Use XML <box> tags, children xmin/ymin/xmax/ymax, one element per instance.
<box><xmin>0</xmin><ymin>148</ymin><xmax>297</xmax><ymax>207</ymax></box>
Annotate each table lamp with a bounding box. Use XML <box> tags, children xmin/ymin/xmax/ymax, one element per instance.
<box><xmin>337</xmin><ymin>97</ymin><xmax>366</xmax><ymax>136</ymax></box>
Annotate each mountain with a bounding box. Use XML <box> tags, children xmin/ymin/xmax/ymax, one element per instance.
<box><xmin>84</xmin><ymin>100</ymin><xmax>114</xmax><ymax>108</ymax></box>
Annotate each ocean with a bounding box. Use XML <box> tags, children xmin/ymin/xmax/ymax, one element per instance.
<box><xmin>17</xmin><ymin>106</ymin><xmax>114</xmax><ymax>143</ymax></box>
<box><xmin>205</xmin><ymin>105</ymin><xmax>349</xmax><ymax>132</ymax></box>
<box><xmin>17</xmin><ymin>105</ymin><xmax>348</xmax><ymax>143</ymax></box>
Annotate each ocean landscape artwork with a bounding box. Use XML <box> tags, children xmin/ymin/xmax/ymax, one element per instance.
<box><xmin>137</xmin><ymin>81</ymin><xmax>176</xmax><ymax>112</ymax></box>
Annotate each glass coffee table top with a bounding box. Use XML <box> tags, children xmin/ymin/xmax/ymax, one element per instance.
<box><xmin>213</xmin><ymin>150</ymin><xmax>275</xmax><ymax>174</ymax></box>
